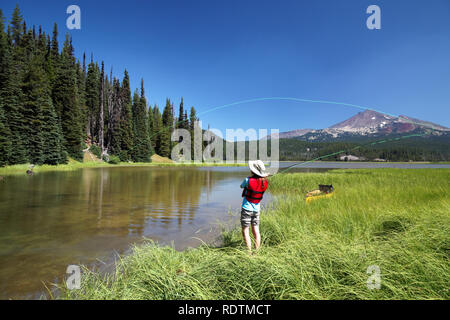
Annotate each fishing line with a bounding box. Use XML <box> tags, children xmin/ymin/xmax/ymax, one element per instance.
<box><xmin>150</xmin><ymin>97</ymin><xmax>392</xmax><ymax>141</ymax></box>
<box><xmin>148</xmin><ymin>96</ymin><xmax>435</xmax><ymax>168</ymax></box>
<box><xmin>155</xmin><ymin>96</ymin><xmax>428</xmax><ymax>138</ymax></box>
<box><xmin>196</xmin><ymin>97</ymin><xmax>397</xmax><ymax>118</ymax></box>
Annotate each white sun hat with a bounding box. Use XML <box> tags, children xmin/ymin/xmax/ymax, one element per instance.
<box><xmin>248</xmin><ymin>160</ymin><xmax>269</xmax><ymax>177</ymax></box>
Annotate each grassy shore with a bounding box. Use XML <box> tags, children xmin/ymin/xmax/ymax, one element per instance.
<box><xmin>2</xmin><ymin>159</ymin><xmax>447</xmax><ymax>177</ymax></box>
<box><xmin>59</xmin><ymin>169</ymin><xmax>449</xmax><ymax>300</ymax></box>
<box><xmin>0</xmin><ymin>159</ymin><xmax>246</xmax><ymax>176</ymax></box>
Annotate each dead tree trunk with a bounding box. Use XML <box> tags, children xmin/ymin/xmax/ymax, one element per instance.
<box><xmin>106</xmin><ymin>68</ymin><xmax>113</xmax><ymax>153</ymax></box>
<box><xmin>99</xmin><ymin>62</ymin><xmax>105</xmax><ymax>156</ymax></box>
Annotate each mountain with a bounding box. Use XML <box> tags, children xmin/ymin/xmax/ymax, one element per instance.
<box><xmin>396</xmin><ymin>115</ymin><xmax>450</xmax><ymax>132</ymax></box>
<box><xmin>270</xmin><ymin>109</ymin><xmax>450</xmax><ymax>161</ymax></box>
<box><xmin>329</xmin><ymin>110</ymin><xmax>449</xmax><ymax>134</ymax></box>
<box><xmin>273</xmin><ymin>110</ymin><xmax>449</xmax><ymax>142</ymax></box>
<box><xmin>329</xmin><ymin>110</ymin><xmax>396</xmax><ymax>133</ymax></box>
<box><xmin>272</xmin><ymin>129</ymin><xmax>314</xmax><ymax>139</ymax></box>
<box><xmin>204</xmin><ymin>109</ymin><xmax>450</xmax><ymax>162</ymax></box>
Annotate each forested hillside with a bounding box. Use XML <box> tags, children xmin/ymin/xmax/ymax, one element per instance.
<box><xmin>0</xmin><ymin>5</ymin><xmax>199</xmax><ymax>167</ymax></box>
<box><xmin>277</xmin><ymin>133</ymin><xmax>450</xmax><ymax>162</ymax></box>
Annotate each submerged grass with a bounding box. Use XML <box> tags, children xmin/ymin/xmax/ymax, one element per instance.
<box><xmin>60</xmin><ymin>169</ymin><xmax>449</xmax><ymax>300</ymax></box>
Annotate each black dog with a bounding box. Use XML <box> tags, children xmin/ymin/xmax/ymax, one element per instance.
<box><xmin>319</xmin><ymin>184</ymin><xmax>334</xmax><ymax>193</ymax></box>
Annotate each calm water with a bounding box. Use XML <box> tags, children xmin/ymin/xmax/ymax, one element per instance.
<box><xmin>1</xmin><ymin>162</ymin><xmax>448</xmax><ymax>299</ymax></box>
<box><xmin>0</xmin><ymin>166</ymin><xmax>272</xmax><ymax>299</ymax></box>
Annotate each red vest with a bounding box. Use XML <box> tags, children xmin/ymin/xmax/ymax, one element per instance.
<box><xmin>242</xmin><ymin>177</ymin><xmax>268</xmax><ymax>204</ymax></box>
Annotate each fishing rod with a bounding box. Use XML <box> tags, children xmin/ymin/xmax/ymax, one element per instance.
<box><xmin>261</xmin><ymin>132</ymin><xmax>432</xmax><ymax>204</ymax></box>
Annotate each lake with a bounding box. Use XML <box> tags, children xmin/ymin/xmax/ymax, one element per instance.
<box><xmin>1</xmin><ymin>162</ymin><xmax>449</xmax><ymax>299</ymax></box>
<box><xmin>0</xmin><ymin>166</ymin><xmax>273</xmax><ymax>299</ymax></box>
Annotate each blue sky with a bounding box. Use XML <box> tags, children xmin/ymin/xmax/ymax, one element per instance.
<box><xmin>1</xmin><ymin>0</ymin><xmax>449</xmax><ymax>134</ymax></box>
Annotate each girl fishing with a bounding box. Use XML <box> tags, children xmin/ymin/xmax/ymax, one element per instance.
<box><xmin>240</xmin><ymin>160</ymin><xmax>269</xmax><ymax>253</ymax></box>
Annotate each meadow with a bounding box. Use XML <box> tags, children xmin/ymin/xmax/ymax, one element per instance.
<box><xmin>59</xmin><ymin>169</ymin><xmax>449</xmax><ymax>299</ymax></box>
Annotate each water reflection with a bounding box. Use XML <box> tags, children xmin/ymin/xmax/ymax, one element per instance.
<box><xmin>0</xmin><ymin>165</ymin><xmax>347</xmax><ymax>299</ymax></box>
<box><xmin>0</xmin><ymin>166</ymin><xmax>253</xmax><ymax>299</ymax></box>
<box><xmin>3</xmin><ymin>162</ymin><xmax>444</xmax><ymax>298</ymax></box>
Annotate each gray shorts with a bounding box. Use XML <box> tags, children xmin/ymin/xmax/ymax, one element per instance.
<box><xmin>240</xmin><ymin>208</ymin><xmax>260</xmax><ymax>227</ymax></box>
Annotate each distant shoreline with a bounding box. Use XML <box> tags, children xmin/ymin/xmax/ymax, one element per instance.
<box><xmin>1</xmin><ymin>160</ymin><xmax>449</xmax><ymax>177</ymax></box>
<box><xmin>0</xmin><ymin>160</ymin><xmax>247</xmax><ymax>176</ymax></box>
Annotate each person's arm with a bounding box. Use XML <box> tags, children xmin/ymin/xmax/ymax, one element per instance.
<box><xmin>240</xmin><ymin>177</ymin><xmax>249</xmax><ymax>189</ymax></box>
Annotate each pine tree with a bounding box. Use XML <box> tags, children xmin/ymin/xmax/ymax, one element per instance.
<box><xmin>19</xmin><ymin>27</ymin><xmax>45</xmax><ymax>164</ymax></box>
<box><xmin>85</xmin><ymin>58</ymin><xmax>100</xmax><ymax>140</ymax></box>
<box><xmin>21</xmin><ymin>28</ymin><xmax>34</xmax><ymax>63</ymax></box>
<box><xmin>162</xmin><ymin>98</ymin><xmax>174</xmax><ymax>129</ymax></box>
<box><xmin>25</xmin><ymin>27</ymin><xmax>65</xmax><ymax>163</ymax></box>
<box><xmin>35</xmin><ymin>26</ymin><xmax>47</xmax><ymax>57</ymax></box>
<box><xmin>10</xmin><ymin>4</ymin><xmax>23</xmax><ymax>46</ymax></box>
<box><xmin>189</xmin><ymin>106</ymin><xmax>198</xmax><ymax>160</ymax></box>
<box><xmin>99</xmin><ymin>61</ymin><xmax>105</xmax><ymax>154</ymax></box>
<box><xmin>131</xmin><ymin>80</ymin><xmax>152</xmax><ymax>162</ymax></box>
<box><xmin>160</xmin><ymin>98</ymin><xmax>173</xmax><ymax>157</ymax></box>
<box><xmin>148</xmin><ymin>103</ymin><xmax>154</xmax><ymax>148</ymax></box>
<box><xmin>131</xmin><ymin>90</ymin><xmax>140</xmax><ymax>146</ymax></box>
<box><xmin>105</xmin><ymin>72</ymin><xmax>112</xmax><ymax>152</ymax></box>
<box><xmin>152</xmin><ymin>105</ymin><xmax>163</xmax><ymax>155</ymax></box>
<box><xmin>177</xmin><ymin>97</ymin><xmax>185</xmax><ymax>129</ymax></box>
<box><xmin>43</xmin><ymin>34</ymin><xmax>52</xmax><ymax>83</ymax></box>
<box><xmin>108</xmin><ymin>78</ymin><xmax>122</xmax><ymax>156</ymax></box>
<box><xmin>1</xmin><ymin>74</ymin><xmax>26</xmax><ymax>164</ymax></box>
<box><xmin>22</xmin><ymin>53</ymin><xmax>44</xmax><ymax>164</ymax></box>
<box><xmin>29</xmin><ymin>48</ymin><xmax>66</xmax><ymax>165</ymax></box>
<box><xmin>76</xmin><ymin>60</ymin><xmax>87</xmax><ymax>142</ymax></box>
<box><xmin>53</xmin><ymin>34</ymin><xmax>83</xmax><ymax>160</ymax></box>
<box><xmin>189</xmin><ymin>107</ymin><xmax>197</xmax><ymax>131</ymax></box>
<box><xmin>0</xmin><ymin>10</ymin><xmax>9</xmax><ymax>88</ymax></box>
<box><xmin>2</xmin><ymin>6</ymin><xmax>28</xmax><ymax>164</ymax></box>
<box><xmin>50</xmin><ymin>22</ymin><xmax>58</xmax><ymax>60</ymax></box>
<box><xmin>48</xmin><ymin>22</ymin><xmax>59</xmax><ymax>106</ymax></box>
<box><xmin>41</xmin><ymin>91</ymin><xmax>67</xmax><ymax>164</ymax></box>
<box><xmin>0</xmin><ymin>10</ymin><xmax>12</xmax><ymax>165</ymax></box>
<box><xmin>0</xmin><ymin>104</ymin><xmax>10</xmax><ymax>166</ymax></box>
<box><xmin>118</xmin><ymin>70</ymin><xmax>133</xmax><ymax>161</ymax></box>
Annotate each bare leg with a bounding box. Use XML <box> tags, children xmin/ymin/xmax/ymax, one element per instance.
<box><xmin>251</xmin><ymin>225</ymin><xmax>261</xmax><ymax>250</ymax></box>
<box><xmin>241</xmin><ymin>226</ymin><xmax>252</xmax><ymax>252</ymax></box>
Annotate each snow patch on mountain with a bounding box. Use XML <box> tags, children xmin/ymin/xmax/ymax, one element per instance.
<box><xmin>270</xmin><ymin>109</ymin><xmax>449</xmax><ymax>140</ymax></box>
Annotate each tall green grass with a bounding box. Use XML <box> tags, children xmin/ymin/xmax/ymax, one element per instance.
<box><xmin>59</xmin><ymin>169</ymin><xmax>450</xmax><ymax>299</ymax></box>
